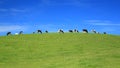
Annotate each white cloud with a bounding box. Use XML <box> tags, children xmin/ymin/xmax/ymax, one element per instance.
<box><xmin>33</xmin><ymin>24</ymin><xmax>61</xmax><ymax>31</ymax></box>
<box><xmin>85</xmin><ymin>20</ymin><xmax>120</xmax><ymax>26</ymax></box>
<box><xmin>10</xmin><ymin>8</ymin><xmax>26</xmax><ymax>12</ymax></box>
<box><xmin>99</xmin><ymin>27</ymin><xmax>118</xmax><ymax>32</ymax></box>
<box><xmin>0</xmin><ymin>8</ymin><xmax>8</xmax><ymax>12</ymax></box>
<box><xmin>90</xmin><ymin>23</ymin><xmax>120</xmax><ymax>26</ymax></box>
<box><xmin>41</xmin><ymin>0</ymin><xmax>51</xmax><ymax>6</ymax></box>
<box><xmin>85</xmin><ymin>20</ymin><xmax>111</xmax><ymax>23</ymax></box>
<box><xmin>0</xmin><ymin>8</ymin><xmax>27</xmax><ymax>12</ymax></box>
<box><xmin>0</xmin><ymin>25</ymin><xmax>28</xmax><ymax>32</ymax></box>
<box><xmin>39</xmin><ymin>0</ymin><xmax>90</xmax><ymax>7</ymax></box>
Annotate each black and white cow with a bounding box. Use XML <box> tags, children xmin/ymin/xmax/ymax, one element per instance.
<box><xmin>37</xmin><ymin>30</ymin><xmax>42</xmax><ymax>34</ymax></box>
<box><xmin>19</xmin><ymin>31</ymin><xmax>23</xmax><ymax>35</ymax></box>
<box><xmin>82</xmin><ymin>29</ymin><xmax>88</xmax><ymax>33</ymax></box>
<box><xmin>103</xmin><ymin>32</ymin><xmax>107</xmax><ymax>34</ymax></box>
<box><xmin>45</xmin><ymin>30</ymin><xmax>48</xmax><ymax>33</ymax></box>
<box><xmin>91</xmin><ymin>29</ymin><xmax>96</xmax><ymax>34</ymax></box>
<box><xmin>33</xmin><ymin>32</ymin><xmax>35</xmax><ymax>34</ymax></box>
<box><xmin>74</xmin><ymin>29</ymin><xmax>79</xmax><ymax>33</ymax></box>
<box><xmin>58</xmin><ymin>29</ymin><xmax>64</xmax><ymax>33</ymax></box>
<box><xmin>69</xmin><ymin>30</ymin><xmax>73</xmax><ymax>33</ymax></box>
<box><xmin>7</xmin><ymin>32</ymin><xmax>12</xmax><ymax>36</ymax></box>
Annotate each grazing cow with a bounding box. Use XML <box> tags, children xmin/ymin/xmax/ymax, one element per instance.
<box><xmin>103</xmin><ymin>32</ymin><xmax>107</xmax><ymax>34</ymax></box>
<box><xmin>74</xmin><ymin>29</ymin><xmax>79</xmax><ymax>33</ymax></box>
<box><xmin>19</xmin><ymin>31</ymin><xmax>23</xmax><ymax>35</ymax></box>
<box><xmin>76</xmin><ymin>30</ymin><xmax>79</xmax><ymax>33</ymax></box>
<box><xmin>74</xmin><ymin>29</ymin><xmax>77</xmax><ymax>32</ymax></box>
<box><xmin>33</xmin><ymin>32</ymin><xmax>35</xmax><ymax>34</ymax></box>
<box><xmin>69</xmin><ymin>30</ymin><xmax>73</xmax><ymax>33</ymax></box>
<box><xmin>37</xmin><ymin>30</ymin><xmax>42</xmax><ymax>34</ymax></box>
<box><xmin>7</xmin><ymin>32</ymin><xmax>12</xmax><ymax>36</ymax></box>
<box><xmin>58</xmin><ymin>29</ymin><xmax>64</xmax><ymax>33</ymax></box>
<box><xmin>91</xmin><ymin>30</ymin><xmax>96</xmax><ymax>33</ymax></box>
<box><xmin>45</xmin><ymin>30</ymin><xmax>48</xmax><ymax>33</ymax></box>
<box><xmin>97</xmin><ymin>32</ymin><xmax>100</xmax><ymax>34</ymax></box>
<box><xmin>82</xmin><ymin>29</ymin><xmax>88</xmax><ymax>33</ymax></box>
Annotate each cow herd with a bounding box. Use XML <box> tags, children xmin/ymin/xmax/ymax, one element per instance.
<box><xmin>7</xmin><ymin>31</ymin><xmax>23</xmax><ymax>36</ymax></box>
<box><xmin>6</xmin><ymin>29</ymin><xmax>107</xmax><ymax>36</ymax></box>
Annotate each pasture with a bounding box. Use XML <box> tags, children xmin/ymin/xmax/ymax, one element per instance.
<box><xmin>0</xmin><ymin>33</ymin><xmax>120</xmax><ymax>68</ymax></box>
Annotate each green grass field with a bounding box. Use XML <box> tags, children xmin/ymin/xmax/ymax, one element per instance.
<box><xmin>0</xmin><ymin>33</ymin><xmax>120</xmax><ymax>68</ymax></box>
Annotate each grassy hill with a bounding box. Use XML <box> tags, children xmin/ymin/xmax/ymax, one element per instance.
<box><xmin>0</xmin><ymin>33</ymin><xmax>120</xmax><ymax>68</ymax></box>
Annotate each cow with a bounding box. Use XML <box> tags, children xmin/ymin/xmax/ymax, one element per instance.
<box><xmin>76</xmin><ymin>30</ymin><xmax>79</xmax><ymax>33</ymax></box>
<box><xmin>19</xmin><ymin>31</ymin><xmax>23</xmax><ymax>35</ymax></box>
<box><xmin>7</xmin><ymin>32</ymin><xmax>12</xmax><ymax>36</ymax></box>
<box><xmin>97</xmin><ymin>32</ymin><xmax>100</xmax><ymax>34</ymax></box>
<box><xmin>33</xmin><ymin>32</ymin><xmax>35</xmax><ymax>34</ymax></box>
<box><xmin>69</xmin><ymin>30</ymin><xmax>73</xmax><ymax>33</ymax></box>
<box><xmin>58</xmin><ymin>29</ymin><xmax>64</xmax><ymax>33</ymax></box>
<box><xmin>103</xmin><ymin>32</ymin><xmax>107</xmax><ymax>34</ymax></box>
<box><xmin>91</xmin><ymin>29</ymin><xmax>96</xmax><ymax>34</ymax></box>
<box><xmin>37</xmin><ymin>30</ymin><xmax>42</xmax><ymax>34</ymax></box>
<box><xmin>45</xmin><ymin>30</ymin><xmax>48</xmax><ymax>33</ymax></box>
<box><xmin>74</xmin><ymin>29</ymin><xmax>77</xmax><ymax>32</ymax></box>
<box><xmin>82</xmin><ymin>29</ymin><xmax>88</xmax><ymax>33</ymax></box>
<box><xmin>74</xmin><ymin>29</ymin><xmax>79</xmax><ymax>33</ymax></box>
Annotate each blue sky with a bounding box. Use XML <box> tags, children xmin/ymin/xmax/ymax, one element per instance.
<box><xmin>0</xmin><ymin>0</ymin><xmax>120</xmax><ymax>35</ymax></box>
